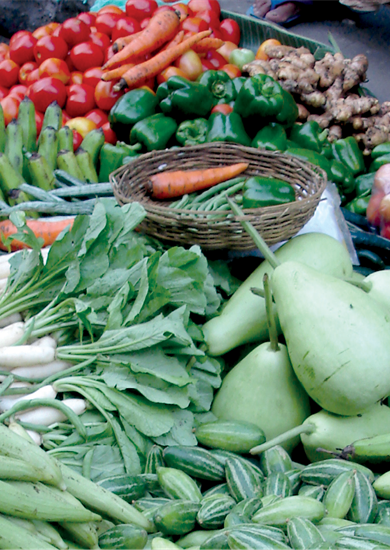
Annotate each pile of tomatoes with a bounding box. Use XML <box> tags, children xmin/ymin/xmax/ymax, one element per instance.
<box><xmin>0</xmin><ymin>0</ymin><xmax>241</xmax><ymax>149</ymax></box>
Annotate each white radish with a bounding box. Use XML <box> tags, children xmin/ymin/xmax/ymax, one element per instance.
<box><xmin>0</xmin><ymin>345</ymin><xmax>55</xmax><ymax>369</ymax></box>
<box><xmin>0</xmin><ymin>313</ymin><xmax>23</xmax><ymax>328</ymax></box>
<box><xmin>0</xmin><ymin>322</ymin><xmax>25</xmax><ymax>348</ymax></box>
<box><xmin>8</xmin><ymin>420</ymin><xmax>41</xmax><ymax>445</ymax></box>
<box><xmin>11</xmin><ymin>360</ymin><xmax>72</xmax><ymax>380</ymax></box>
<box><xmin>31</xmin><ymin>336</ymin><xmax>57</xmax><ymax>349</ymax></box>
<box><xmin>25</xmin><ymin>429</ymin><xmax>43</xmax><ymax>446</ymax></box>
<box><xmin>0</xmin><ymin>279</ymin><xmax>8</xmax><ymax>294</ymax></box>
<box><xmin>0</xmin><ymin>262</ymin><xmax>10</xmax><ymax>279</ymax></box>
<box><xmin>15</xmin><ymin>398</ymin><xmax>87</xmax><ymax>426</ymax></box>
<box><xmin>0</xmin><ymin>384</ymin><xmax>57</xmax><ymax>412</ymax></box>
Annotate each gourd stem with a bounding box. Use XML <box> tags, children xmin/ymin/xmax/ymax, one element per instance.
<box><xmin>263</xmin><ymin>273</ymin><xmax>279</xmax><ymax>352</ymax></box>
<box><xmin>227</xmin><ymin>198</ymin><xmax>280</xmax><ymax>269</ymax></box>
<box><xmin>344</xmin><ymin>278</ymin><xmax>372</xmax><ymax>293</ymax></box>
<box><xmin>250</xmin><ymin>423</ymin><xmax>315</xmax><ymax>454</ymax></box>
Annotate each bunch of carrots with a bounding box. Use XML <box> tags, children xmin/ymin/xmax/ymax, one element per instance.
<box><xmin>100</xmin><ymin>8</ymin><xmax>225</xmax><ymax>91</ymax></box>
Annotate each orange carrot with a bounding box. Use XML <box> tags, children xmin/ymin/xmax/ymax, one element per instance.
<box><xmin>0</xmin><ymin>218</ymin><xmax>75</xmax><ymax>251</ymax></box>
<box><xmin>101</xmin><ymin>63</ymin><xmax>135</xmax><ymax>82</ymax></box>
<box><xmin>112</xmin><ymin>30</ymin><xmax>144</xmax><ymax>53</ymax></box>
<box><xmin>146</xmin><ymin>162</ymin><xmax>249</xmax><ymax>200</ymax></box>
<box><xmin>114</xmin><ymin>29</ymin><xmax>211</xmax><ymax>91</ymax></box>
<box><xmin>192</xmin><ymin>37</ymin><xmax>225</xmax><ymax>53</ymax></box>
<box><xmin>159</xmin><ymin>29</ymin><xmax>184</xmax><ymax>52</ymax></box>
<box><xmin>103</xmin><ymin>10</ymin><xmax>181</xmax><ymax>70</ymax></box>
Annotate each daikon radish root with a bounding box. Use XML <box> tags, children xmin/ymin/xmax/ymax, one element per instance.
<box><xmin>11</xmin><ymin>360</ymin><xmax>72</xmax><ymax>380</ymax></box>
<box><xmin>8</xmin><ymin>420</ymin><xmax>42</xmax><ymax>445</ymax></box>
<box><xmin>0</xmin><ymin>385</ymin><xmax>57</xmax><ymax>413</ymax></box>
<box><xmin>0</xmin><ymin>261</ymin><xmax>10</xmax><ymax>280</ymax></box>
<box><xmin>0</xmin><ymin>345</ymin><xmax>56</xmax><ymax>369</ymax></box>
<box><xmin>0</xmin><ymin>322</ymin><xmax>26</xmax><ymax>348</ymax></box>
<box><xmin>0</xmin><ymin>313</ymin><xmax>23</xmax><ymax>328</ymax></box>
<box><xmin>31</xmin><ymin>336</ymin><xmax>57</xmax><ymax>349</ymax></box>
<box><xmin>15</xmin><ymin>398</ymin><xmax>87</xmax><ymax>426</ymax></box>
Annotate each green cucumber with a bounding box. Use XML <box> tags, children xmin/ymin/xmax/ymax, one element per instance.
<box><xmin>225</xmin><ymin>457</ymin><xmax>263</xmax><ymax>502</ymax></box>
<box><xmin>298</xmin><ymin>483</ymin><xmax>325</xmax><ymax>501</ymax></box>
<box><xmin>284</xmin><ymin>468</ymin><xmax>303</xmax><ymax>494</ymax></box>
<box><xmin>145</xmin><ymin>445</ymin><xmax>165</xmax><ymax>475</ymax></box>
<box><xmin>264</xmin><ymin>472</ymin><xmax>293</xmax><ymax>499</ymax></box>
<box><xmin>252</xmin><ymin>496</ymin><xmax>326</xmax><ymax>527</ymax></box>
<box><xmin>323</xmin><ymin>470</ymin><xmax>355</xmax><ymax>519</ymax></box>
<box><xmin>133</xmin><ymin>497</ymin><xmax>171</xmax><ymax>512</ymax></box>
<box><xmin>197</xmin><ymin>494</ymin><xmax>236</xmax><ymax>529</ymax></box>
<box><xmin>177</xmin><ymin>529</ymin><xmax>221</xmax><ymax>548</ymax></box>
<box><xmin>354</xmin><ymin>523</ymin><xmax>390</xmax><ymax>547</ymax></box>
<box><xmin>202</xmin><ymin>483</ymin><xmax>231</xmax><ymax>499</ymax></box>
<box><xmin>348</xmin><ymin>469</ymin><xmax>378</xmax><ymax>524</ymax></box>
<box><xmin>98</xmin><ymin>524</ymin><xmax>148</xmax><ymax>549</ymax></box>
<box><xmin>259</xmin><ymin>445</ymin><xmax>293</xmax><ymax>476</ymax></box>
<box><xmin>96</xmin><ymin>474</ymin><xmax>146</xmax><ymax>503</ymax></box>
<box><xmin>157</xmin><ymin>467</ymin><xmax>202</xmax><ymax>503</ymax></box>
<box><xmin>232</xmin><ymin>495</ymin><xmax>263</xmax><ymax>518</ymax></box>
<box><xmin>224</xmin><ymin>511</ymin><xmax>247</xmax><ymax>528</ymax></box>
<box><xmin>163</xmin><ymin>446</ymin><xmax>225</xmax><ymax>481</ymax></box>
<box><xmin>287</xmin><ymin>517</ymin><xmax>325</xmax><ymax>550</ymax></box>
<box><xmin>195</xmin><ymin>420</ymin><xmax>266</xmax><ymax>453</ymax></box>
<box><xmin>153</xmin><ymin>499</ymin><xmax>200</xmax><ymax>536</ymax></box>
<box><xmin>227</xmin><ymin>529</ymin><xmax>290</xmax><ymax>549</ymax></box>
<box><xmin>300</xmin><ymin>459</ymin><xmax>374</xmax><ymax>487</ymax></box>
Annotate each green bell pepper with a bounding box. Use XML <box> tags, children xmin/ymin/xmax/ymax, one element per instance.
<box><xmin>233</xmin><ymin>73</ymin><xmax>286</xmax><ymax>120</ymax></box>
<box><xmin>275</xmin><ymin>88</ymin><xmax>299</xmax><ymax>127</ymax></box>
<box><xmin>198</xmin><ymin>70</ymin><xmax>237</xmax><ymax>106</ymax></box>
<box><xmin>156</xmin><ymin>76</ymin><xmax>214</xmax><ymax>119</ymax></box>
<box><xmin>286</xmin><ymin>146</ymin><xmax>333</xmax><ymax>180</ymax></box>
<box><xmin>108</xmin><ymin>88</ymin><xmax>159</xmax><ymax>141</ymax></box>
<box><xmin>98</xmin><ymin>142</ymin><xmax>140</xmax><ymax>183</ymax></box>
<box><xmin>176</xmin><ymin>118</ymin><xmax>209</xmax><ymax>146</ymax></box>
<box><xmin>130</xmin><ymin>113</ymin><xmax>177</xmax><ymax>152</ymax></box>
<box><xmin>331</xmin><ymin>136</ymin><xmax>366</xmax><ymax>176</ymax></box>
<box><xmin>207</xmin><ymin>111</ymin><xmax>251</xmax><ymax>147</ymax></box>
<box><xmin>355</xmin><ymin>172</ymin><xmax>375</xmax><ymax>197</ymax></box>
<box><xmin>232</xmin><ymin>76</ymin><xmax>246</xmax><ymax>96</ymax></box>
<box><xmin>242</xmin><ymin>176</ymin><xmax>295</xmax><ymax>208</ymax></box>
<box><xmin>369</xmin><ymin>153</ymin><xmax>390</xmax><ymax>172</ymax></box>
<box><xmin>251</xmin><ymin>123</ymin><xmax>287</xmax><ymax>152</ymax></box>
<box><xmin>344</xmin><ymin>195</ymin><xmax>371</xmax><ymax>216</ymax></box>
<box><xmin>289</xmin><ymin>121</ymin><xmax>329</xmax><ymax>153</ymax></box>
<box><xmin>371</xmin><ymin>142</ymin><xmax>390</xmax><ymax>159</ymax></box>
<box><xmin>329</xmin><ymin>159</ymin><xmax>356</xmax><ymax>196</ymax></box>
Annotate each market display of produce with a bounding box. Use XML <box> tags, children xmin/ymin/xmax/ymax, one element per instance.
<box><xmin>1</xmin><ymin>0</ymin><xmax>390</xmax><ymax>549</ymax></box>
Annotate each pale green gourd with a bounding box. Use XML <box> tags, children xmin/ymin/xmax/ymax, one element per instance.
<box><xmin>211</xmin><ymin>274</ymin><xmax>311</xmax><ymax>455</ymax></box>
<box><xmin>271</xmin><ymin>260</ymin><xmax>390</xmax><ymax>416</ymax></box>
<box><xmin>202</xmin><ymin>232</ymin><xmax>353</xmax><ymax>356</ymax></box>
<box><xmin>250</xmin><ymin>402</ymin><xmax>390</xmax><ymax>463</ymax></box>
<box><xmin>364</xmin><ymin>270</ymin><xmax>390</xmax><ymax>311</ymax></box>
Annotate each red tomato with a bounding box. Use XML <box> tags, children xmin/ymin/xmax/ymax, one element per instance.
<box><xmin>0</xmin><ymin>86</ymin><xmax>8</xmax><ymax>100</ymax></box>
<box><xmin>85</xmin><ymin>108</ymin><xmax>109</xmax><ymax>128</ymax></box>
<box><xmin>18</xmin><ymin>61</ymin><xmax>38</xmax><ymax>84</ymax></box>
<box><xmin>367</xmin><ymin>191</ymin><xmax>385</xmax><ymax>227</ymax></box>
<box><xmin>209</xmin><ymin>27</ymin><xmax>223</xmax><ymax>39</ymax></box>
<box><xmin>172</xmin><ymin>2</ymin><xmax>193</xmax><ymax>18</ymax></box>
<box><xmin>221</xmin><ymin>63</ymin><xmax>241</xmax><ymax>78</ymax></box>
<box><xmin>38</xmin><ymin>58</ymin><xmax>71</xmax><ymax>84</ymax></box>
<box><xmin>52</xmin><ymin>24</ymin><xmax>63</xmax><ymax>38</ymax></box>
<box><xmin>48</xmin><ymin>22</ymin><xmax>60</xmax><ymax>33</ymax></box>
<box><xmin>156</xmin><ymin>65</ymin><xmax>188</xmax><ymax>84</ymax></box>
<box><xmin>89</xmin><ymin>31</ymin><xmax>111</xmax><ymax>52</ymax></box>
<box><xmin>65</xmin><ymin>51</ymin><xmax>76</xmax><ymax>72</ymax></box>
<box><xmin>217</xmin><ymin>40</ymin><xmax>237</xmax><ymax>62</ymax></box>
<box><xmin>95</xmin><ymin>12</ymin><xmax>121</xmax><ymax>37</ymax></box>
<box><xmin>62</xmin><ymin>110</ymin><xmax>72</xmax><ymax>125</ymax></box>
<box><xmin>70</xmin><ymin>41</ymin><xmax>104</xmax><ymax>73</ymax></box>
<box><xmin>197</xmin><ymin>9</ymin><xmax>220</xmax><ymax>27</ymax></box>
<box><xmin>201</xmin><ymin>58</ymin><xmax>214</xmax><ymax>71</ymax></box>
<box><xmin>181</xmin><ymin>16</ymin><xmax>208</xmax><ymax>33</ymax></box>
<box><xmin>34</xmin><ymin>36</ymin><xmax>69</xmax><ymax>64</ymax></box>
<box><xmin>32</xmin><ymin>25</ymin><xmax>54</xmax><ymax>40</ymax></box>
<box><xmin>125</xmin><ymin>0</ymin><xmax>158</xmax><ymax>20</ymax></box>
<box><xmin>0</xmin><ymin>95</ymin><xmax>20</xmax><ymax>126</ymax></box>
<box><xmin>0</xmin><ymin>44</ymin><xmax>9</xmax><ymax>62</ymax></box>
<box><xmin>205</xmin><ymin>50</ymin><xmax>226</xmax><ymax>69</ymax></box>
<box><xmin>9</xmin><ymin>32</ymin><xmax>37</xmax><ymax>66</ymax></box>
<box><xmin>188</xmin><ymin>0</ymin><xmax>221</xmax><ymax>17</ymax></box>
<box><xmin>77</xmin><ymin>12</ymin><xmax>97</xmax><ymax>27</ymax></box>
<box><xmin>154</xmin><ymin>5</ymin><xmax>175</xmax><ymax>15</ymax></box>
<box><xmin>0</xmin><ymin>60</ymin><xmax>20</xmax><ymax>88</ymax></box>
<box><xmin>66</xmin><ymin>83</ymin><xmax>96</xmax><ymax>117</ymax></box>
<box><xmin>83</xmin><ymin>66</ymin><xmax>104</xmax><ymax>88</ymax></box>
<box><xmin>219</xmin><ymin>19</ymin><xmax>241</xmax><ymax>45</ymax></box>
<box><xmin>9</xmin><ymin>31</ymin><xmax>30</xmax><ymax>48</ymax></box>
<box><xmin>140</xmin><ymin>17</ymin><xmax>151</xmax><ymax>29</ymax></box>
<box><xmin>104</xmin><ymin>45</ymin><xmax>116</xmax><ymax>65</ymax></box>
<box><xmin>69</xmin><ymin>71</ymin><xmax>83</xmax><ymax>85</ymax></box>
<box><xmin>211</xmin><ymin>103</ymin><xmax>233</xmax><ymax>115</ymax></box>
<box><xmin>35</xmin><ymin>110</ymin><xmax>44</xmax><ymax>136</ymax></box>
<box><xmin>97</xmin><ymin>5</ymin><xmax>124</xmax><ymax>15</ymax></box>
<box><xmin>102</xmin><ymin>121</ymin><xmax>117</xmax><ymax>144</ymax></box>
<box><xmin>27</xmin><ymin>77</ymin><xmax>67</xmax><ymax>111</ymax></box>
<box><xmin>60</xmin><ymin>18</ymin><xmax>91</xmax><ymax>47</ymax></box>
<box><xmin>111</xmin><ymin>17</ymin><xmax>141</xmax><ymax>41</ymax></box>
<box><xmin>72</xmin><ymin>129</ymin><xmax>84</xmax><ymax>151</ymax></box>
<box><xmin>26</xmin><ymin>68</ymin><xmax>41</xmax><ymax>85</ymax></box>
<box><xmin>94</xmin><ymin>80</ymin><xmax>124</xmax><ymax>111</ymax></box>
<box><xmin>174</xmin><ymin>49</ymin><xmax>203</xmax><ymax>80</ymax></box>
<box><xmin>9</xmin><ymin>84</ymin><xmax>28</xmax><ymax>101</ymax></box>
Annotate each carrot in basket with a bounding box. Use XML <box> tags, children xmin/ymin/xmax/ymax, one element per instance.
<box><xmin>0</xmin><ymin>217</ymin><xmax>75</xmax><ymax>251</ymax></box>
<box><xmin>146</xmin><ymin>162</ymin><xmax>249</xmax><ymax>200</ymax></box>
<box><xmin>101</xmin><ymin>63</ymin><xmax>135</xmax><ymax>82</ymax></box>
<box><xmin>192</xmin><ymin>37</ymin><xmax>225</xmax><ymax>53</ymax></box>
<box><xmin>112</xmin><ymin>30</ymin><xmax>144</xmax><ymax>53</ymax></box>
<box><xmin>113</xmin><ymin>29</ymin><xmax>211</xmax><ymax>91</ymax></box>
<box><xmin>103</xmin><ymin>9</ymin><xmax>181</xmax><ymax>70</ymax></box>
<box><xmin>159</xmin><ymin>29</ymin><xmax>185</xmax><ymax>52</ymax></box>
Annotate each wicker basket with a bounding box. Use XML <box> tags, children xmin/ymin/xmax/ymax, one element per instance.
<box><xmin>110</xmin><ymin>142</ymin><xmax>327</xmax><ymax>251</ymax></box>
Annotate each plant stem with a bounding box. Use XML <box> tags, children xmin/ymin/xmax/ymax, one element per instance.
<box><xmin>263</xmin><ymin>273</ymin><xmax>279</xmax><ymax>352</ymax></box>
<box><xmin>250</xmin><ymin>423</ymin><xmax>315</xmax><ymax>454</ymax></box>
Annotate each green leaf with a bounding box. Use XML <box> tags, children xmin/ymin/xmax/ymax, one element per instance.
<box><xmin>153</xmin><ymin>409</ymin><xmax>197</xmax><ymax>447</ymax></box>
<box><xmin>207</xmin><ymin>259</ymin><xmax>241</xmax><ymax>297</ymax></box>
<box><xmin>108</xmin><ymin>413</ymin><xmax>142</xmax><ymax>476</ymax></box>
<box><xmin>79</xmin><ymin>201</ymin><xmax>108</xmax><ymax>257</ymax></box>
<box><xmin>89</xmin><ymin>444</ymin><xmax>126</xmax><ymax>482</ymax></box>
<box><xmin>103</xmin><ymin>387</ymin><xmax>174</xmax><ymax>437</ymax></box>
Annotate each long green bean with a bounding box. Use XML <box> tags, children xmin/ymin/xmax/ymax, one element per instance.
<box><xmin>50</xmin><ymin>183</ymin><xmax>113</xmax><ymax>198</ymax></box>
<box><xmin>18</xmin><ymin>184</ymin><xmax>65</xmax><ymax>203</ymax></box>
